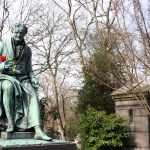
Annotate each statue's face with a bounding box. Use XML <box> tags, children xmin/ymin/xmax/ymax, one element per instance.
<box><xmin>12</xmin><ymin>27</ymin><xmax>26</xmax><ymax>41</ymax></box>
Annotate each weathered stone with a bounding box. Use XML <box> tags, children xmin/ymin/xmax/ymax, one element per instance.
<box><xmin>1</xmin><ymin>132</ymin><xmax>34</xmax><ymax>139</ymax></box>
<box><xmin>0</xmin><ymin>139</ymin><xmax>76</xmax><ymax>150</ymax></box>
<box><xmin>112</xmin><ymin>81</ymin><xmax>150</xmax><ymax>150</ymax></box>
<box><xmin>134</xmin><ymin>116</ymin><xmax>150</xmax><ymax>132</ymax></box>
<box><xmin>123</xmin><ymin>148</ymin><xmax>150</xmax><ymax>150</ymax></box>
<box><xmin>111</xmin><ymin>81</ymin><xmax>150</xmax><ymax>96</ymax></box>
<box><xmin>134</xmin><ymin>108</ymin><xmax>143</xmax><ymax>117</ymax></box>
<box><xmin>115</xmin><ymin>99</ymin><xmax>141</xmax><ymax>107</ymax></box>
<box><xmin>115</xmin><ymin>109</ymin><xmax>128</xmax><ymax>117</ymax></box>
<box><xmin>134</xmin><ymin>132</ymin><xmax>150</xmax><ymax>148</ymax></box>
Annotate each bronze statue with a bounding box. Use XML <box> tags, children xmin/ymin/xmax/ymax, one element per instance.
<box><xmin>0</xmin><ymin>23</ymin><xmax>52</xmax><ymax>141</ymax></box>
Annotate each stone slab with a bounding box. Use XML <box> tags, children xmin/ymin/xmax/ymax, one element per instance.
<box><xmin>134</xmin><ymin>116</ymin><xmax>150</xmax><ymax>132</ymax></box>
<box><xmin>0</xmin><ymin>139</ymin><xmax>76</xmax><ymax>150</ymax></box>
<box><xmin>123</xmin><ymin>148</ymin><xmax>150</xmax><ymax>150</ymax></box>
<box><xmin>134</xmin><ymin>132</ymin><xmax>150</xmax><ymax>148</ymax></box>
<box><xmin>1</xmin><ymin>132</ymin><xmax>34</xmax><ymax>139</ymax></box>
<box><xmin>0</xmin><ymin>143</ymin><xmax>76</xmax><ymax>150</ymax></box>
<box><xmin>115</xmin><ymin>100</ymin><xmax>142</xmax><ymax>107</ymax></box>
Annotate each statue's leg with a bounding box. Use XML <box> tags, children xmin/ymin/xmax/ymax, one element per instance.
<box><xmin>2</xmin><ymin>80</ymin><xmax>14</xmax><ymax>132</ymax></box>
<box><xmin>24</xmin><ymin>82</ymin><xmax>52</xmax><ymax>140</ymax></box>
<box><xmin>25</xmin><ymin>83</ymin><xmax>41</xmax><ymax>127</ymax></box>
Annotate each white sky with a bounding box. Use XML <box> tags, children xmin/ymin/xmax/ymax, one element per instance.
<box><xmin>0</xmin><ymin>0</ymin><xmax>149</xmax><ymax>90</ymax></box>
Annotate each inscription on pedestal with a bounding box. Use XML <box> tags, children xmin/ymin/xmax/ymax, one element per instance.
<box><xmin>1</xmin><ymin>132</ymin><xmax>34</xmax><ymax>139</ymax></box>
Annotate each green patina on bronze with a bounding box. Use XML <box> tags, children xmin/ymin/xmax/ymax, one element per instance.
<box><xmin>0</xmin><ymin>23</ymin><xmax>51</xmax><ymax>141</ymax></box>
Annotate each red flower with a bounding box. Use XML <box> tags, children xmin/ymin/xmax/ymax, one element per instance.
<box><xmin>0</xmin><ymin>55</ymin><xmax>6</xmax><ymax>62</ymax></box>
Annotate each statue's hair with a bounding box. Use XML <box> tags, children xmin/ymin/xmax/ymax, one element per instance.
<box><xmin>11</xmin><ymin>22</ymin><xmax>28</xmax><ymax>34</ymax></box>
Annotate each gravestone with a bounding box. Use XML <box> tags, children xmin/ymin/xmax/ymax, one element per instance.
<box><xmin>112</xmin><ymin>81</ymin><xmax>150</xmax><ymax>150</ymax></box>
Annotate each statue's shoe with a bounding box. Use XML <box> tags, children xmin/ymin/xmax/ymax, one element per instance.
<box><xmin>6</xmin><ymin>126</ymin><xmax>14</xmax><ymax>132</ymax></box>
<box><xmin>34</xmin><ymin>132</ymin><xmax>52</xmax><ymax>141</ymax></box>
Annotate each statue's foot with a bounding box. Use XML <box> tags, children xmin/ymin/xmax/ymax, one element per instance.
<box><xmin>6</xmin><ymin>126</ymin><xmax>14</xmax><ymax>132</ymax></box>
<box><xmin>34</xmin><ymin>132</ymin><xmax>52</xmax><ymax>141</ymax></box>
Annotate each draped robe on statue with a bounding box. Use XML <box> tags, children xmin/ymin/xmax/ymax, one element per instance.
<box><xmin>0</xmin><ymin>38</ymin><xmax>41</xmax><ymax>129</ymax></box>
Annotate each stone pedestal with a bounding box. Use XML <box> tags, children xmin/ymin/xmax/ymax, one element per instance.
<box><xmin>0</xmin><ymin>132</ymin><xmax>76</xmax><ymax>150</ymax></box>
<box><xmin>112</xmin><ymin>81</ymin><xmax>150</xmax><ymax>150</ymax></box>
<box><xmin>1</xmin><ymin>132</ymin><xmax>34</xmax><ymax>139</ymax></box>
<box><xmin>0</xmin><ymin>139</ymin><xmax>76</xmax><ymax>150</ymax></box>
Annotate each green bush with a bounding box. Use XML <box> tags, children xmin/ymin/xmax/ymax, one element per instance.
<box><xmin>79</xmin><ymin>107</ymin><xmax>129</xmax><ymax>150</ymax></box>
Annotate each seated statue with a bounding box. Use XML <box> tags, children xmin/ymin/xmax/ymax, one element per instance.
<box><xmin>0</xmin><ymin>22</ymin><xmax>52</xmax><ymax>141</ymax></box>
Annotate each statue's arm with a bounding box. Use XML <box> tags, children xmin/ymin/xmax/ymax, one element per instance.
<box><xmin>26</xmin><ymin>48</ymin><xmax>39</xmax><ymax>88</ymax></box>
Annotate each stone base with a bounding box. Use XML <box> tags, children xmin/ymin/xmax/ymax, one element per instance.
<box><xmin>123</xmin><ymin>148</ymin><xmax>150</xmax><ymax>150</ymax></box>
<box><xmin>1</xmin><ymin>132</ymin><xmax>34</xmax><ymax>139</ymax></box>
<box><xmin>0</xmin><ymin>143</ymin><xmax>76</xmax><ymax>150</ymax></box>
<box><xmin>0</xmin><ymin>139</ymin><xmax>76</xmax><ymax>150</ymax></box>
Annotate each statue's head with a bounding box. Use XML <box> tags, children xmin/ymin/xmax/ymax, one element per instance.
<box><xmin>11</xmin><ymin>22</ymin><xmax>28</xmax><ymax>41</ymax></box>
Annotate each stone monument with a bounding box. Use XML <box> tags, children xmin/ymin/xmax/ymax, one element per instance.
<box><xmin>0</xmin><ymin>23</ymin><xmax>76</xmax><ymax>150</ymax></box>
<box><xmin>112</xmin><ymin>81</ymin><xmax>150</xmax><ymax>150</ymax></box>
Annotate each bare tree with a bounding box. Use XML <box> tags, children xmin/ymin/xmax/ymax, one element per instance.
<box><xmin>27</xmin><ymin>4</ymin><xmax>77</xmax><ymax>139</ymax></box>
<box><xmin>0</xmin><ymin>0</ymin><xmax>12</xmax><ymax>40</ymax></box>
<box><xmin>114</xmin><ymin>0</ymin><xmax>150</xmax><ymax>111</ymax></box>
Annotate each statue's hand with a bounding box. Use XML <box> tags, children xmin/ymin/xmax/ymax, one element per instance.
<box><xmin>4</xmin><ymin>62</ymin><xmax>14</xmax><ymax>69</ymax></box>
<box><xmin>31</xmin><ymin>77</ymin><xmax>39</xmax><ymax>89</ymax></box>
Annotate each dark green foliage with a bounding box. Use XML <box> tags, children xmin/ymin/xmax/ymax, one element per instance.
<box><xmin>77</xmin><ymin>51</ymin><xmax>116</xmax><ymax>114</ymax></box>
<box><xmin>79</xmin><ymin>107</ymin><xmax>129</xmax><ymax>150</ymax></box>
<box><xmin>76</xmin><ymin>31</ymin><xmax>127</xmax><ymax>149</ymax></box>
<box><xmin>77</xmin><ymin>72</ymin><xmax>114</xmax><ymax>114</ymax></box>
<box><xmin>77</xmin><ymin>31</ymin><xmax>126</xmax><ymax>114</ymax></box>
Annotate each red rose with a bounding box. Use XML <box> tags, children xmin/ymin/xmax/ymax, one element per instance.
<box><xmin>0</xmin><ymin>55</ymin><xmax>6</xmax><ymax>62</ymax></box>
